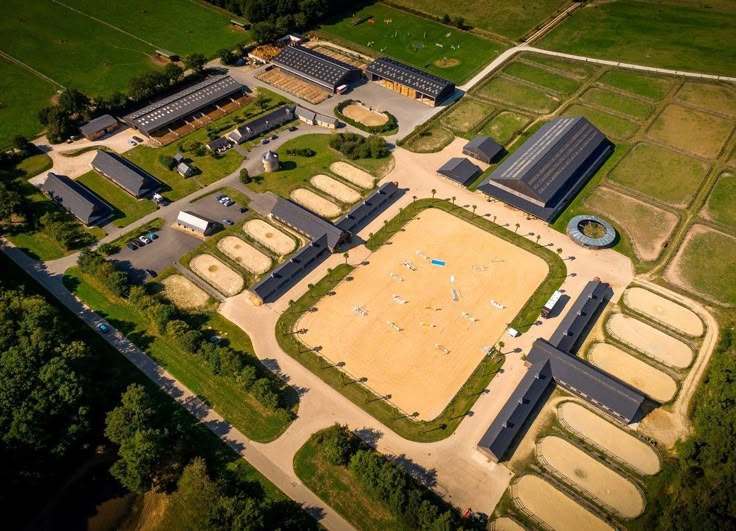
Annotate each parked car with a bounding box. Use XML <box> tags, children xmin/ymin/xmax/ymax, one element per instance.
<box><xmin>270</xmin><ymin>134</ymin><xmax>278</xmax><ymax>140</ymax></box>
<box><xmin>224</xmin><ymin>199</ymin><xmax>234</xmax><ymax>206</ymax></box>
<box><xmin>126</xmin><ymin>242</ymin><xmax>138</xmax><ymax>251</ymax></box>
<box><xmin>215</xmin><ymin>194</ymin><xmax>225</xmax><ymax>202</ymax></box>
<box><xmin>138</xmin><ymin>235</ymin><xmax>152</xmax><ymax>244</ymax></box>
<box><xmin>144</xmin><ymin>269</ymin><xmax>158</xmax><ymax>278</ymax></box>
<box><xmin>128</xmin><ymin>139</ymin><xmax>137</xmax><ymax>146</ymax></box>
<box><xmin>132</xmin><ymin>135</ymin><xmax>144</xmax><ymax>143</ymax></box>
<box><xmin>260</xmin><ymin>138</ymin><xmax>269</xmax><ymax>145</ymax></box>
<box><xmin>147</xmin><ymin>232</ymin><xmax>158</xmax><ymax>240</ymax></box>
<box><xmin>222</xmin><ymin>218</ymin><xmax>234</xmax><ymax>226</ymax></box>
<box><xmin>97</xmin><ymin>323</ymin><xmax>110</xmax><ymax>333</ymax></box>
<box><xmin>239</xmin><ymin>207</ymin><xmax>247</xmax><ymax>213</ymax></box>
<box><xmin>288</xmin><ymin>126</ymin><xmax>298</xmax><ymax>132</ymax></box>
<box><xmin>218</xmin><ymin>195</ymin><xmax>230</xmax><ymax>204</ymax></box>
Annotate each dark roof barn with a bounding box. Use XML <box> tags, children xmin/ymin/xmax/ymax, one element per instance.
<box><xmin>271</xmin><ymin>46</ymin><xmax>361</xmax><ymax>91</ymax></box>
<box><xmin>41</xmin><ymin>172</ymin><xmax>113</xmax><ymax>226</ymax></box>
<box><xmin>366</xmin><ymin>57</ymin><xmax>455</xmax><ymax>103</ymax></box>
<box><xmin>91</xmin><ymin>150</ymin><xmax>161</xmax><ymax>198</ymax></box>
<box><xmin>463</xmin><ymin>136</ymin><xmax>504</xmax><ymax>164</ymax></box>
<box><xmin>436</xmin><ymin>157</ymin><xmax>482</xmax><ymax>186</ymax></box>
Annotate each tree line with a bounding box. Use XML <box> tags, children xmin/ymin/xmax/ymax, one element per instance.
<box><xmin>329</xmin><ymin>132</ymin><xmax>390</xmax><ymax>160</ymax></box>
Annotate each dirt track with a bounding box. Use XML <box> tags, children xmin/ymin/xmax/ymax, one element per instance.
<box><xmin>607</xmin><ymin>313</ymin><xmax>692</xmax><ymax>368</ymax></box>
<box><xmin>513</xmin><ymin>475</ymin><xmax>613</xmax><ymax>531</ymax></box>
<box><xmin>243</xmin><ymin>219</ymin><xmax>295</xmax><ymax>255</ymax></box>
<box><xmin>537</xmin><ymin>436</ymin><xmax>645</xmax><ymax>518</ymax></box>
<box><xmin>291</xmin><ymin>189</ymin><xmax>341</xmax><ymax>218</ymax></box>
<box><xmin>330</xmin><ymin>161</ymin><xmax>375</xmax><ymax>189</ymax></box>
<box><xmin>311</xmin><ymin>174</ymin><xmax>361</xmax><ymax>203</ymax></box>
<box><xmin>624</xmin><ymin>287</ymin><xmax>703</xmax><ymax>337</ymax></box>
<box><xmin>558</xmin><ymin>402</ymin><xmax>660</xmax><ymax>475</ymax></box>
<box><xmin>190</xmin><ymin>254</ymin><xmax>244</xmax><ymax>296</ymax></box>
<box><xmin>217</xmin><ymin>236</ymin><xmax>272</xmax><ymax>274</ymax></box>
<box><xmin>342</xmin><ymin>103</ymin><xmax>389</xmax><ymax>126</ymax></box>
<box><xmin>589</xmin><ymin>343</ymin><xmax>677</xmax><ymax>402</ymax></box>
<box><xmin>161</xmin><ymin>274</ymin><xmax>209</xmax><ymax>309</ymax></box>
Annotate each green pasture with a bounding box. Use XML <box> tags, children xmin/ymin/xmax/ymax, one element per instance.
<box><xmin>647</xmin><ymin>104</ymin><xmax>733</xmax><ymax>159</ymax></box>
<box><xmin>476</xmin><ymin>76</ymin><xmax>561</xmax><ymax>113</ymax></box>
<box><xmin>579</xmin><ymin>88</ymin><xmax>654</xmax><ymax>120</ymax></box>
<box><xmin>402</xmin><ymin>124</ymin><xmax>454</xmax><ymax>153</ymax></box>
<box><xmin>676</xmin><ymin>228</ymin><xmax>736</xmax><ymax>305</ymax></box>
<box><xmin>503</xmin><ymin>62</ymin><xmax>580</xmax><ymax>94</ymax></box>
<box><xmin>478</xmin><ymin>111</ymin><xmax>531</xmax><ymax>145</ymax></box>
<box><xmin>597</xmin><ymin>70</ymin><xmax>674</xmax><ymax>100</ymax></box>
<box><xmin>561</xmin><ymin>104</ymin><xmax>639</xmax><ymax>140</ymax></box>
<box><xmin>523</xmin><ymin>54</ymin><xmax>600</xmax><ymax>79</ymax></box>
<box><xmin>441</xmin><ymin>98</ymin><xmax>495</xmax><ymax>134</ymax></box>
<box><xmin>676</xmin><ymin>82</ymin><xmax>736</xmax><ymax>117</ymax></box>
<box><xmin>705</xmin><ymin>173</ymin><xmax>736</xmax><ymax>229</ymax></box>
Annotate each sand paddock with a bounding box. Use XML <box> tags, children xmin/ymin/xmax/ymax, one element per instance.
<box><xmin>607</xmin><ymin>313</ymin><xmax>692</xmax><ymax>368</ymax></box>
<box><xmin>160</xmin><ymin>274</ymin><xmax>209</xmax><ymax>309</ymax></box>
<box><xmin>310</xmin><ymin>174</ymin><xmax>362</xmax><ymax>203</ymax></box>
<box><xmin>291</xmin><ymin>189</ymin><xmax>341</xmax><ymax>218</ymax></box>
<box><xmin>489</xmin><ymin>517</ymin><xmax>524</xmax><ymax>531</ymax></box>
<box><xmin>330</xmin><ymin>161</ymin><xmax>374</xmax><ymax>189</ymax></box>
<box><xmin>512</xmin><ymin>475</ymin><xmax>613</xmax><ymax>531</ymax></box>
<box><xmin>217</xmin><ymin>236</ymin><xmax>272</xmax><ymax>275</ymax></box>
<box><xmin>299</xmin><ymin>208</ymin><xmax>548</xmax><ymax>420</ymax></box>
<box><xmin>589</xmin><ymin>343</ymin><xmax>677</xmax><ymax>402</ymax></box>
<box><xmin>342</xmin><ymin>103</ymin><xmax>389</xmax><ymax>126</ymax></box>
<box><xmin>243</xmin><ymin>219</ymin><xmax>295</xmax><ymax>255</ymax></box>
<box><xmin>537</xmin><ymin>436</ymin><xmax>645</xmax><ymax>518</ymax></box>
<box><xmin>624</xmin><ymin>287</ymin><xmax>703</xmax><ymax>337</ymax></box>
<box><xmin>558</xmin><ymin>402</ymin><xmax>660</xmax><ymax>475</ymax></box>
<box><xmin>190</xmin><ymin>254</ymin><xmax>244</xmax><ymax>296</ymax></box>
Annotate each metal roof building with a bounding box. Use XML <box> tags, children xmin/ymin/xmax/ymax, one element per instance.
<box><xmin>41</xmin><ymin>172</ymin><xmax>113</xmax><ymax>226</ymax></box>
<box><xmin>175</xmin><ymin>211</ymin><xmax>217</xmax><ymax>235</ymax></box>
<box><xmin>436</xmin><ymin>157</ymin><xmax>482</xmax><ymax>186</ymax></box>
<box><xmin>79</xmin><ymin>114</ymin><xmax>119</xmax><ymax>140</ymax></box>
<box><xmin>463</xmin><ymin>136</ymin><xmax>504</xmax><ymax>164</ymax></box>
<box><xmin>271</xmin><ymin>46</ymin><xmax>361</xmax><ymax>92</ymax></box>
<box><xmin>549</xmin><ymin>279</ymin><xmax>613</xmax><ymax>354</ymax></box>
<box><xmin>336</xmin><ymin>182</ymin><xmax>399</xmax><ymax>233</ymax></box>
<box><xmin>477</xmin><ymin>117</ymin><xmax>613</xmax><ymax>222</ymax></box>
<box><xmin>366</xmin><ymin>57</ymin><xmax>455</xmax><ymax>106</ymax></box>
<box><xmin>228</xmin><ymin>106</ymin><xmax>295</xmax><ymax>144</ymax></box>
<box><xmin>124</xmin><ymin>75</ymin><xmax>245</xmax><ymax>135</ymax></box>
<box><xmin>90</xmin><ymin>150</ymin><xmax>161</xmax><ymax>198</ymax></box>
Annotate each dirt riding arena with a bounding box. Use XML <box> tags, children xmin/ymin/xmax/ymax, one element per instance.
<box><xmin>330</xmin><ymin>161</ymin><xmax>375</xmax><ymax>189</ymax></box>
<box><xmin>160</xmin><ymin>274</ymin><xmax>209</xmax><ymax>309</ymax></box>
<box><xmin>291</xmin><ymin>189</ymin><xmax>342</xmax><ymax>218</ymax></box>
<box><xmin>299</xmin><ymin>208</ymin><xmax>548</xmax><ymax>420</ymax></box>
<box><xmin>512</xmin><ymin>475</ymin><xmax>613</xmax><ymax>531</ymax></box>
<box><xmin>243</xmin><ymin>219</ymin><xmax>295</xmax><ymax>255</ymax></box>
<box><xmin>310</xmin><ymin>44</ymin><xmax>369</xmax><ymax>69</ymax></box>
<box><xmin>217</xmin><ymin>236</ymin><xmax>272</xmax><ymax>275</ymax></box>
<box><xmin>489</xmin><ymin>517</ymin><xmax>524</xmax><ymax>531</ymax></box>
<box><xmin>342</xmin><ymin>102</ymin><xmax>389</xmax><ymax>127</ymax></box>
<box><xmin>537</xmin><ymin>436</ymin><xmax>645</xmax><ymax>518</ymax></box>
<box><xmin>558</xmin><ymin>402</ymin><xmax>660</xmax><ymax>475</ymax></box>
<box><xmin>588</xmin><ymin>343</ymin><xmax>678</xmax><ymax>403</ymax></box>
<box><xmin>624</xmin><ymin>287</ymin><xmax>703</xmax><ymax>337</ymax></box>
<box><xmin>190</xmin><ymin>254</ymin><xmax>244</xmax><ymax>296</ymax></box>
<box><xmin>256</xmin><ymin>68</ymin><xmax>330</xmax><ymax>104</ymax></box>
<box><xmin>607</xmin><ymin>313</ymin><xmax>692</xmax><ymax>368</ymax></box>
<box><xmin>311</xmin><ymin>174</ymin><xmax>362</xmax><ymax>203</ymax></box>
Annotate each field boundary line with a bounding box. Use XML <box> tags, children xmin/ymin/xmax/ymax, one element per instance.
<box><xmin>0</xmin><ymin>50</ymin><xmax>65</xmax><ymax>89</ymax></box>
<box><xmin>50</xmin><ymin>0</ymin><xmax>161</xmax><ymax>52</ymax></box>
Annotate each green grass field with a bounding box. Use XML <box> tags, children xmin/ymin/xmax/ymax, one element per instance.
<box><xmin>647</xmin><ymin>104</ymin><xmax>733</xmax><ymax>159</ymax></box>
<box><xmin>387</xmin><ymin>0</ymin><xmax>568</xmax><ymax>40</ymax></box>
<box><xmin>318</xmin><ymin>4</ymin><xmax>504</xmax><ymax>83</ymax></box>
<box><xmin>402</xmin><ymin>124</ymin><xmax>455</xmax><ymax>153</ymax></box>
<box><xmin>62</xmin><ymin>0</ymin><xmax>249</xmax><ymax>57</ymax></box>
<box><xmin>596</xmin><ymin>70</ymin><xmax>674</xmax><ymax>100</ymax></box>
<box><xmin>705</xmin><ymin>173</ymin><xmax>736</xmax><ymax>229</ymax></box>
<box><xmin>523</xmin><ymin>54</ymin><xmax>600</xmax><ymax>79</ymax></box>
<box><xmin>539</xmin><ymin>1</ymin><xmax>736</xmax><ymax>76</ymax></box>
<box><xmin>478</xmin><ymin>111</ymin><xmax>531</xmax><ymax>145</ymax></box>
<box><xmin>579</xmin><ymin>88</ymin><xmax>654</xmax><ymax>120</ymax></box>
<box><xmin>675</xmin><ymin>228</ymin><xmax>736</xmax><ymax>305</ymax></box>
<box><xmin>503</xmin><ymin>62</ymin><xmax>581</xmax><ymax>94</ymax></box>
<box><xmin>440</xmin><ymin>98</ymin><xmax>495</xmax><ymax>134</ymax></box>
<box><xmin>0</xmin><ymin>59</ymin><xmax>56</xmax><ymax>149</ymax></box>
<box><xmin>562</xmin><ymin>104</ymin><xmax>639</xmax><ymax>139</ymax></box>
<box><xmin>676</xmin><ymin>82</ymin><xmax>736</xmax><ymax>117</ymax></box>
<box><xmin>76</xmin><ymin>170</ymin><xmax>157</xmax><ymax>228</ymax></box>
<box><xmin>608</xmin><ymin>143</ymin><xmax>709</xmax><ymax>207</ymax></box>
<box><xmin>476</xmin><ymin>76</ymin><xmax>561</xmax><ymax>113</ymax></box>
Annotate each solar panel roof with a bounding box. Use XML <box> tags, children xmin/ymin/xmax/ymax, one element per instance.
<box><xmin>272</xmin><ymin>46</ymin><xmax>359</xmax><ymax>88</ymax></box>
<box><xmin>366</xmin><ymin>57</ymin><xmax>454</xmax><ymax>99</ymax></box>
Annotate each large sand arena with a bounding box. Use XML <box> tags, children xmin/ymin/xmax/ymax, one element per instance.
<box><xmin>342</xmin><ymin>103</ymin><xmax>389</xmax><ymax>126</ymax></box>
<box><xmin>160</xmin><ymin>274</ymin><xmax>209</xmax><ymax>309</ymax></box>
<box><xmin>330</xmin><ymin>161</ymin><xmax>374</xmax><ymax>189</ymax></box>
<box><xmin>217</xmin><ymin>236</ymin><xmax>272</xmax><ymax>275</ymax></box>
<box><xmin>190</xmin><ymin>254</ymin><xmax>244</xmax><ymax>296</ymax></box>
<box><xmin>512</xmin><ymin>475</ymin><xmax>613</xmax><ymax>531</ymax></box>
<box><xmin>291</xmin><ymin>188</ymin><xmax>342</xmax><ymax>218</ymax></box>
<box><xmin>558</xmin><ymin>402</ymin><xmax>660</xmax><ymax>475</ymax></box>
<box><xmin>243</xmin><ymin>219</ymin><xmax>295</xmax><ymax>255</ymax></box>
<box><xmin>624</xmin><ymin>287</ymin><xmax>703</xmax><ymax>337</ymax></box>
<box><xmin>537</xmin><ymin>436</ymin><xmax>645</xmax><ymax>518</ymax></box>
<box><xmin>607</xmin><ymin>313</ymin><xmax>693</xmax><ymax>368</ymax></box>
<box><xmin>299</xmin><ymin>208</ymin><xmax>548</xmax><ymax>420</ymax></box>
<box><xmin>489</xmin><ymin>517</ymin><xmax>525</xmax><ymax>531</ymax></box>
<box><xmin>310</xmin><ymin>174</ymin><xmax>362</xmax><ymax>203</ymax></box>
<box><xmin>589</xmin><ymin>343</ymin><xmax>677</xmax><ymax>403</ymax></box>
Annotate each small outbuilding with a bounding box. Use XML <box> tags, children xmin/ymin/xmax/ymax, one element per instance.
<box><xmin>177</xmin><ymin>162</ymin><xmax>195</xmax><ymax>177</ymax></box>
<box><xmin>436</xmin><ymin>157</ymin><xmax>482</xmax><ymax>186</ymax></box>
<box><xmin>206</xmin><ymin>137</ymin><xmax>232</xmax><ymax>153</ymax></box>
<box><xmin>175</xmin><ymin>210</ymin><xmax>217</xmax><ymax>236</ymax></box>
<box><xmin>262</xmin><ymin>150</ymin><xmax>280</xmax><ymax>172</ymax></box>
<box><xmin>173</xmin><ymin>153</ymin><xmax>185</xmax><ymax>164</ymax></box>
<box><xmin>463</xmin><ymin>136</ymin><xmax>504</xmax><ymax>164</ymax></box>
<box><xmin>79</xmin><ymin>114</ymin><xmax>119</xmax><ymax>141</ymax></box>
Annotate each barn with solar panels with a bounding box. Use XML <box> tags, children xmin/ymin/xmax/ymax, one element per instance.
<box><xmin>270</xmin><ymin>45</ymin><xmax>361</xmax><ymax>92</ymax></box>
<box><xmin>366</xmin><ymin>57</ymin><xmax>455</xmax><ymax>106</ymax></box>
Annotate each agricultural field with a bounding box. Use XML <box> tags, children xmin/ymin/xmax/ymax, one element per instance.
<box><xmin>503</xmin><ymin>62</ymin><xmax>581</xmax><ymax>94</ymax></box>
<box><xmin>476</xmin><ymin>77</ymin><xmax>561</xmax><ymax>113</ymax></box>
<box><xmin>539</xmin><ymin>1</ymin><xmax>736</xmax><ymax>76</ymax></box>
<box><xmin>561</xmin><ymin>104</ymin><xmax>639</xmax><ymax>140</ymax></box>
<box><xmin>704</xmin><ymin>173</ymin><xmax>736</xmax><ymax>229</ymax></box>
<box><xmin>647</xmin><ymin>104</ymin><xmax>733</xmax><ymax>159</ymax></box>
<box><xmin>676</xmin><ymin>82</ymin><xmax>736</xmax><ymax>117</ymax></box>
<box><xmin>76</xmin><ymin>170</ymin><xmax>157</xmax><ymax>228</ymax></box>
<box><xmin>478</xmin><ymin>111</ymin><xmax>531</xmax><ymax>145</ymax></box>
<box><xmin>318</xmin><ymin>3</ymin><xmax>504</xmax><ymax>83</ymax></box>
<box><xmin>440</xmin><ymin>98</ymin><xmax>495</xmax><ymax>134</ymax></box>
<box><xmin>579</xmin><ymin>88</ymin><xmax>654</xmax><ymax>120</ymax></box>
<box><xmin>596</xmin><ymin>70</ymin><xmax>674</xmax><ymax>100</ymax></box>
<box><xmin>387</xmin><ymin>0</ymin><xmax>568</xmax><ymax>40</ymax></box>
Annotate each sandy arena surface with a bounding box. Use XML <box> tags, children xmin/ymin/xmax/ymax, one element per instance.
<box><xmin>330</xmin><ymin>161</ymin><xmax>375</xmax><ymax>189</ymax></box>
<box><xmin>489</xmin><ymin>517</ymin><xmax>525</xmax><ymax>531</ymax></box>
<box><xmin>310</xmin><ymin>174</ymin><xmax>362</xmax><ymax>203</ymax></box>
<box><xmin>537</xmin><ymin>436</ymin><xmax>645</xmax><ymax>518</ymax></box>
<box><xmin>513</xmin><ymin>475</ymin><xmax>613</xmax><ymax>531</ymax></box>
<box><xmin>243</xmin><ymin>219</ymin><xmax>295</xmax><ymax>255</ymax></box>
<box><xmin>607</xmin><ymin>313</ymin><xmax>693</xmax><ymax>368</ymax></box>
<box><xmin>299</xmin><ymin>208</ymin><xmax>548</xmax><ymax>420</ymax></box>
<box><xmin>342</xmin><ymin>103</ymin><xmax>389</xmax><ymax>126</ymax></box>
<box><xmin>558</xmin><ymin>402</ymin><xmax>660</xmax><ymax>475</ymax></box>
<box><xmin>160</xmin><ymin>274</ymin><xmax>209</xmax><ymax>309</ymax></box>
<box><xmin>624</xmin><ymin>287</ymin><xmax>703</xmax><ymax>337</ymax></box>
<box><xmin>291</xmin><ymin>189</ymin><xmax>342</xmax><ymax>218</ymax></box>
<box><xmin>190</xmin><ymin>254</ymin><xmax>244</xmax><ymax>297</ymax></box>
<box><xmin>589</xmin><ymin>343</ymin><xmax>678</xmax><ymax>403</ymax></box>
<box><xmin>217</xmin><ymin>236</ymin><xmax>272</xmax><ymax>275</ymax></box>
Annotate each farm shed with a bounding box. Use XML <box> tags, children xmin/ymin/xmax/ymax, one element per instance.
<box><xmin>271</xmin><ymin>45</ymin><xmax>361</xmax><ymax>92</ymax></box>
<box><xmin>463</xmin><ymin>136</ymin><xmax>504</xmax><ymax>164</ymax></box>
<box><xmin>79</xmin><ymin>114</ymin><xmax>119</xmax><ymax>141</ymax></box>
<box><xmin>436</xmin><ymin>157</ymin><xmax>482</xmax><ymax>186</ymax></box>
<box><xmin>366</xmin><ymin>57</ymin><xmax>455</xmax><ymax>106</ymax></box>
<box><xmin>175</xmin><ymin>210</ymin><xmax>217</xmax><ymax>236</ymax></box>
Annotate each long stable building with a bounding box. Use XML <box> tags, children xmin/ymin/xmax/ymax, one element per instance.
<box><xmin>366</xmin><ymin>57</ymin><xmax>455</xmax><ymax>107</ymax></box>
<box><xmin>123</xmin><ymin>75</ymin><xmax>245</xmax><ymax>136</ymax></box>
<box><xmin>477</xmin><ymin>117</ymin><xmax>613</xmax><ymax>222</ymax></box>
<box><xmin>271</xmin><ymin>45</ymin><xmax>361</xmax><ymax>92</ymax></box>
<box><xmin>228</xmin><ymin>105</ymin><xmax>296</xmax><ymax>144</ymax></box>
<box><xmin>41</xmin><ymin>172</ymin><xmax>113</xmax><ymax>226</ymax></box>
<box><xmin>90</xmin><ymin>150</ymin><xmax>161</xmax><ymax>198</ymax></box>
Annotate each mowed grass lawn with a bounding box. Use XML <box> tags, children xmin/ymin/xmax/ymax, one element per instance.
<box><xmin>676</xmin><ymin>227</ymin><xmax>736</xmax><ymax>305</ymax></box>
<box><xmin>647</xmin><ymin>104</ymin><xmax>733</xmax><ymax>159</ymax></box>
<box><xmin>388</xmin><ymin>0</ymin><xmax>568</xmax><ymax>40</ymax></box>
<box><xmin>608</xmin><ymin>143</ymin><xmax>710</xmax><ymax>207</ymax></box>
<box><xmin>62</xmin><ymin>0</ymin><xmax>250</xmax><ymax>57</ymax></box>
<box><xmin>0</xmin><ymin>59</ymin><xmax>56</xmax><ymax>149</ymax></box>
<box><xmin>539</xmin><ymin>1</ymin><xmax>736</xmax><ymax>76</ymax></box>
<box><xmin>76</xmin><ymin>170</ymin><xmax>157</xmax><ymax>228</ymax></box>
<box><xmin>503</xmin><ymin>62</ymin><xmax>581</xmax><ymax>94</ymax></box>
<box><xmin>580</xmin><ymin>88</ymin><xmax>654</xmax><ymax>120</ymax></box>
<box><xmin>597</xmin><ymin>70</ymin><xmax>674</xmax><ymax>100</ymax></box>
<box><xmin>440</xmin><ymin>98</ymin><xmax>495</xmax><ymax>134</ymax></box>
<box><xmin>476</xmin><ymin>76</ymin><xmax>561</xmax><ymax>113</ymax></box>
<box><xmin>318</xmin><ymin>4</ymin><xmax>504</xmax><ymax>83</ymax></box>
<box><xmin>705</xmin><ymin>173</ymin><xmax>736</xmax><ymax>229</ymax></box>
